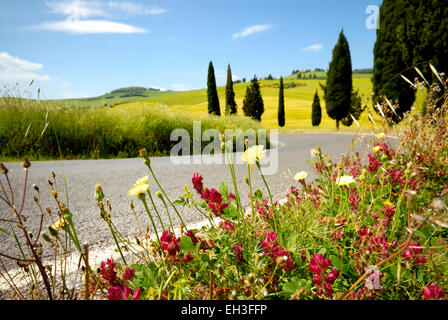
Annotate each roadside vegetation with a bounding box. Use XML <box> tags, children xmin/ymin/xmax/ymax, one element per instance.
<box><xmin>0</xmin><ymin>96</ymin><xmax>267</xmax><ymax>161</ymax></box>
<box><xmin>0</xmin><ymin>68</ymin><xmax>446</xmax><ymax>300</ymax></box>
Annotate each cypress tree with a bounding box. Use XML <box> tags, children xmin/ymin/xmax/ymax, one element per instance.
<box><xmin>243</xmin><ymin>76</ymin><xmax>264</xmax><ymax>121</ymax></box>
<box><xmin>341</xmin><ymin>89</ymin><xmax>365</xmax><ymax>127</ymax></box>
<box><xmin>311</xmin><ymin>91</ymin><xmax>321</xmax><ymax>127</ymax></box>
<box><xmin>225</xmin><ymin>64</ymin><xmax>237</xmax><ymax>115</ymax></box>
<box><xmin>373</xmin><ymin>0</ymin><xmax>414</xmax><ymax>122</ymax></box>
<box><xmin>278</xmin><ymin>76</ymin><xmax>285</xmax><ymax>127</ymax></box>
<box><xmin>373</xmin><ymin>0</ymin><xmax>448</xmax><ymax>121</ymax></box>
<box><xmin>207</xmin><ymin>61</ymin><xmax>220</xmax><ymax>116</ymax></box>
<box><xmin>324</xmin><ymin>30</ymin><xmax>352</xmax><ymax>129</ymax></box>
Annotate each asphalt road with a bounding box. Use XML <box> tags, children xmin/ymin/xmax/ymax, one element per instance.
<box><xmin>0</xmin><ymin>133</ymin><xmax>378</xmax><ymax>273</ymax></box>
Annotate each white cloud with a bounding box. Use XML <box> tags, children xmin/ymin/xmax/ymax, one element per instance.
<box><xmin>107</xmin><ymin>2</ymin><xmax>165</xmax><ymax>15</ymax></box>
<box><xmin>171</xmin><ymin>83</ymin><xmax>199</xmax><ymax>91</ymax></box>
<box><xmin>232</xmin><ymin>24</ymin><xmax>273</xmax><ymax>39</ymax></box>
<box><xmin>36</xmin><ymin>19</ymin><xmax>148</xmax><ymax>34</ymax></box>
<box><xmin>35</xmin><ymin>1</ymin><xmax>162</xmax><ymax>34</ymax></box>
<box><xmin>45</xmin><ymin>1</ymin><xmax>105</xmax><ymax>19</ymax></box>
<box><xmin>303</xmin><ymin>44</ymin><xmax>323</xmax><ymax>52</ymax></box>
<box><xmin>0</xmin><ymin>52</ymin><xmax>52</xmax><ymax>82</ymax></box>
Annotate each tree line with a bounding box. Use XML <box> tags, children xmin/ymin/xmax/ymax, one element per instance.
<box><xmin>206</xmin><ymin>0</ymin><xmax>447</xmax><ymax>128</ymax></box>
<box><xmin>206</xmin><ymin>29</ymin><xmax>364</xmax><ymax>129</ymax></box>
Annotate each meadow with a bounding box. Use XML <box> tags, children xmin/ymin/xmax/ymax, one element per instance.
<box><xmin>60</xmin><ymin>71</ymin><xmax>417</xmax><ymax>134</ymax></box>
<box><xmin>0</xmin><ymin>71</ymin><xmax>425</xmax><ymax>161</ymax></box>
<box><xmin>0</xmin><ymin>97</ymin><xmax>267</xmax><ymax>161</ymax></box>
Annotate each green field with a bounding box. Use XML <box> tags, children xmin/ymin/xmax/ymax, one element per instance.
<box><xmin>96</xmin><ymin>72</ymin><xmax>383</xmax><ymax>133</ymax></box>
<box><xmin>47</xmin><ymin>71</ymin><xmax>426</xmax><ymax>135</ymax></box>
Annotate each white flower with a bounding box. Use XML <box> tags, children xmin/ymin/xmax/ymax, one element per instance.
<box><xmin>294</xmin><ymin>171</ymin><xmax>308</xmax><ymax>181</ymax></box>
<box><xmin>337</xmin><ymin>175</ymin><xmax>355</xmax><ymax>186</ymax></box>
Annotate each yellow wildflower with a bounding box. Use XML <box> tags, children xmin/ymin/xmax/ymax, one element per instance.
<box><xmin>128</xmin><ymin>176</ymin><xmax>150</xmax><ymax>196</ymax></box>
<box><xmin>242</xmin><ymin>145</ymin><xmax>266</xmax><ymax>164</ymax></box>
<box><xmin>135</xmin><ymin>176</ymin><xmax>149</xmax><ymax>186</ymax></box>
<box><xmin>128</xmin><ymin>183</ymin><xmax>149</xmax><ymax>196</ymax></box>
<box><xmin>337</xmin><ymin>175</ymin><xmax>355</xmax><ymax>186</ymax></box>
<box><xmin>294</xmin><ymin>171</ymin><xmax>308</xmax><ymax>181</ymax></box>
<box><xmin>372</xmin><ymin>146</ymin><xmax>381</xmax><ymax>153</ymax></box>
<box><xmin>310</xmin><ymin>149</ymin><xmax>318</xmax><ymax>157</ymax></box>
<box><xmin>377</xmin><ymin>132</ymin><xmax>385</xmax><ymax>139</ymax></box>
<box><xmin>383</xmin><ymin>200</ymin><xmax>394</xmax><ymax>207</ymax></box>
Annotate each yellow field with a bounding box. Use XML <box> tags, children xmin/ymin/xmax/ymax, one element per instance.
<box><xmin>113</xmin><ymin>77</ymin><xmax>387</xmax><ymax>133</ymax></box>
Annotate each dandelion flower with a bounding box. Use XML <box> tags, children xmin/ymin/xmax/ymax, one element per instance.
<box><xmin>376</xmin><ymin>133</ymin><xmax>385</xmax><ymax>139</ymax></box>
<box><xmin>242</xmin><ymin>145</ymin><xmax>266</xmax><ymax>164</ymax></box>
<box><xmin>337</xmin><ymin>175</ymin><xmax>355</xmax><ymax>186</ymax></box>
<box><xmin>294</xmin><ymin>171</ymin><xmax>308</xmax><ymax>181</ymax></box>
<box><xmin>128</xmin><ymin>183</ymin><xmax>149</xmax><ymax>196</ymax></box>
<box><xmin>135</xmin><ymin>176</ymin><xmax>149</xmax><ymax>186</ymax></box>
<box><xmin>128</xmin><ymin>176</ymin><xmax>150</xmax><ymax>196</ymax></box>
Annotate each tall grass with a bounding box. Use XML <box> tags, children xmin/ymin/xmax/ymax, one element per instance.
<box><xmin>0</xmin><ymin>96</ymin><xmax>268</xmax><ymax>161</ymax></box>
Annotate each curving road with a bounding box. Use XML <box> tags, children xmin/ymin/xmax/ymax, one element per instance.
<box><xmin>0</xmin><ymin>133</ymin><xmax>380</xmax><ymax>277</ymax></box>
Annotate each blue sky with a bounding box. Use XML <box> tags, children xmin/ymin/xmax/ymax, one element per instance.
<box><xmin>0</xmin><ymin>0</ymin><xmax>382</xmax><ymax>99</ymax></box>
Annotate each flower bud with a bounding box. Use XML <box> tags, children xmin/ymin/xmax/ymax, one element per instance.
<box><xmin>276</xmin><ymin>255</ymin><xmax>287</xmax><ymax>265</ymax></box>
<box><xmin>0</xmin><ymin>163</ymin><xmax>9</xmax><ymax>175</ymax></box>
<box><xmin>244</xmin><ymin>176</ymin><xmax>249</xmax><ymax>185</ymax></box>
<box><xmin>22</xmin><ymin>157</ymin><xmax>31</xmax><ymax>170</ymax></box>
<box><xmin>42</xmin><ymin>233</ymin><xmax>52</xmax><ymax>243</ymax></box>
<box><xmin>130</xmin><ymin>199</ymin><xmax>135</xmax><ymax>210</ymax></box>
<box><xmin>156</xmin><ymin>191</ymin><xmax>163</xmax><ymax>199</ymax></box>
<box><xmin>139</xmin><ymin>148</ymin><xmax>148</xmax><ymax>157</ymax></box>
<box><xmin>94</xmin><ymin>184</ymin><xmax>105</xmax><ymax>202</ymax></box>
<box><xmin>359</xmin><ymin>169</ymin><xmax>367</xmax><ymax>181</ymax></box>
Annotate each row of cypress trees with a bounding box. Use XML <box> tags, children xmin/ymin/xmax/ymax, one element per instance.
<box><xmin>208</xmin><ymin>2</ymin><xmax>447</xmax><ymax>127</ymax></box>
<box><xmin>207</xmin><ymin>61</ymin><xmax>264</xmax><ymax>121</ymax></box>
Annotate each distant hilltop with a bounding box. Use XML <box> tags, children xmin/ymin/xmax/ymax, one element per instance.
<box><xmin>110</xmin><ymin>86</ymin><xmax>163</xmax><ymax>94</ymax></box>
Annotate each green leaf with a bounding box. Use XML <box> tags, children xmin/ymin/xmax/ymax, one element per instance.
<box><xmin>279</xmin><ymin>277</ymin><xmax>312</xmax><ymax>298</ymax></box>
<box><xmin>219</xmin><ymin>181</ymin><xmax>229</xmax><ymax>199</ymax></box>
<box><xmin>330</xmin><ymin>255</ymin><xmax>342</xmax><ymax>271</ymax></box>
<box><xmin>318</xmin><ymin>247</ymin><xmax>327</xmax><ymax>256</ymax></box>
<box><xmin>130</xmin><ymin>262</ymin><xmax>158</xmax><ymax>289</ymax></box>
<box><xmin>179</xmin><ymin>235</ymin><xmax>194</xmax><ymax>253</ymax></box>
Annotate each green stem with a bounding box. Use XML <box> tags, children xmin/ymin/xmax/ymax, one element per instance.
<box><xmin>140</xmin><ymin>195</ymin><xmax>161</xmax><ymax>247</ymax></box>
<box><xmin>193</xmin><ymin>203</ymin><xmax>216</xmax><ymax>228</ymax></box>
<box><xmin>247</xmin><ymin>164</ymin><xmax>255</xmax><ymax>218</ymax></box>
<box><xmin>225</xmin><ymin>147</ymin><xmax>243</xmax><ymax>215</ymax></box>
<box><xmin>147</xmin><ymin>165</ymin><xmax>187</xmax><ymax>231</ymax></box>
<box><xmin>107</xmin><ymin>221</ymin><xmax>127</xmax><ymax>266</ymax></box>
<box><xmin>160</xmin><ymin>196</ymin><xmax>175</xmax><ymax>237</ymax></box>
<box><xmin>147</xmin><ymin>190</ymin><xmax>165</xmax><ymax>231</ymax></box>
<box><xmin>256</xmin><ymin>161</ymin><xmax>277</xmax><ymax>232</ymax></box>
<box><xmin>256</xmin><ymin>264</ymin><xmax>279</xmax><ymax>299</ymax></box>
